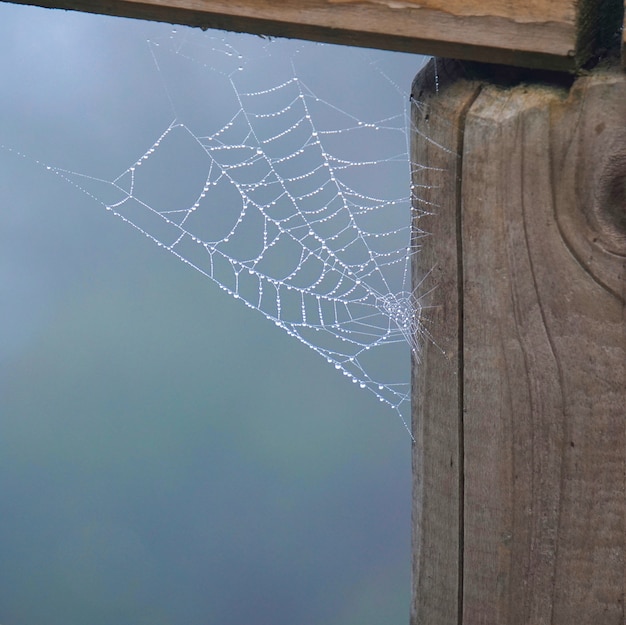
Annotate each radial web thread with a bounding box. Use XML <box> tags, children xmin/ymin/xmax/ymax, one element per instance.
<box><xmin>16</xmin><ymin>31</ymin><xmax>441</xmax><ymax>436</ymax></box>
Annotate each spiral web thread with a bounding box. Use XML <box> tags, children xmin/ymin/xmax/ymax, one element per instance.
<box><xmin>38</xmin><ymin>31</ymin><xmax>434</xmax><ymax>436</ymax></box>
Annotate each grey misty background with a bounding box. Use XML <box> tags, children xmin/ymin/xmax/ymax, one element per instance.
<box><xmin>0</xmin><ymin>5</ymin><xmax>427</xmax><ymax>624</ymax></box>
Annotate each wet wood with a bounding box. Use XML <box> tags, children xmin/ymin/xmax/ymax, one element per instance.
<box><xmin>411</xmin><ymin>59</ymin><xmax>626</xmax><ymax>624</ymax></box>
<box><xmin>3</xmin><ymin>0</ymin><xmax>622</xmax><ymax>71</ymax></box>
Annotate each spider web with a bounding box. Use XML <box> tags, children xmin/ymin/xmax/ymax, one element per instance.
<box><xmin>9</xmin><ymin>29</ymin><xmax>432</xmax><ymax>436</ymax></box>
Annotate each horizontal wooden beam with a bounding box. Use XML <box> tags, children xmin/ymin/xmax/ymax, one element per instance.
<box><xmin>4</xmin><ymin>0</ymin><xmax>624</xmax><ymax>71</ymax></box>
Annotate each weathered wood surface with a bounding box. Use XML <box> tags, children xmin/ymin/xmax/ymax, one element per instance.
<box><xmin>411</xmin><ymin>60</ymin><xmax>626</xmax><ymax>624</ymax></box>
<box><xmin>410</xmin><ymin>59</ymin><xmax>481</xmax><ymax>625</ymax></box>
<box><xmin>623</xmin><ymin>0</ymin><xmax>626</xmax><ymax>67</ymax></box>
<box><xmin>3</xmin><ymin>0</ymin><xmax>623</xmax><ymax>71</ymax></box>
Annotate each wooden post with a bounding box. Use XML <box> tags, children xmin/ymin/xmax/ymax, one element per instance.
<box><xmin>412</xmin><ymin>58</ymin><xmax>626</xmax><ymax>624</ymax></box>
<box><xmin>622</xmin><ymin>0</ymin><xmax>626</xmax><ymax>67</ymax></box>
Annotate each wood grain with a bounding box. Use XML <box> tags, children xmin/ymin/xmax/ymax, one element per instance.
<box><xmin>623</xmin><ymin>0</ymin><xmax>626</xmax><ymax>67</ymax></box>
<box><xmin>411</xmin><ymin>61</ymin><xmax>626</xmax><ymax>623</ymax></box>
<box><xmin>460</xmin><ymin>82</ymin><xmax>571</xmax><ymax>625</ymax></box>
<box><xmin>462</xmin><ymin>68</ymin><xmax>625</xmax><ymax>623</ymax></box>
<box><xmin>410</xmin><ymin>58</ymin><xmax>481</xmax><ymax>625</ymax></box>
<box><xmin>3</xmin><ymin>0</ymin><xmax>621</xmax><ymax>71</ymax></box>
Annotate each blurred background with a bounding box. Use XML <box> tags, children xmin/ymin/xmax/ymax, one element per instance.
<box><xmin>0</xmin><ymin>6</ymin><xmax>426</xmax><ymax>624</ymax></box>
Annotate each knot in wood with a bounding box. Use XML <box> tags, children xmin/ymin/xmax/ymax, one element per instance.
<box><xmin>593</xmin><ymin>131</ymin><xmax>626</xmax><ymax>254</ymax></box>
